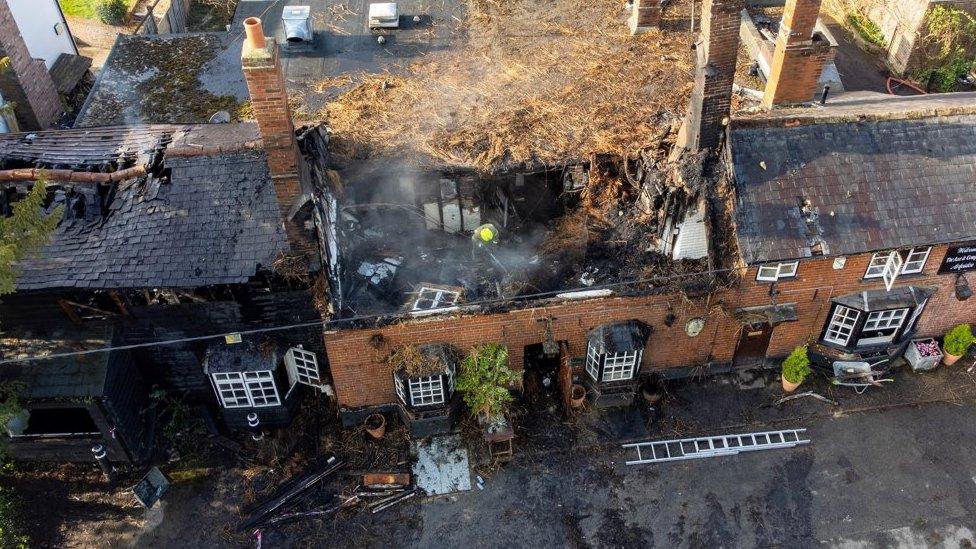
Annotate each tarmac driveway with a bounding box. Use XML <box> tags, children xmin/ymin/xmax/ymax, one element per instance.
<box><xmin>401</xmin><ymin>402</ymin><xmax>976</xmax><ymax>548</ymax></box>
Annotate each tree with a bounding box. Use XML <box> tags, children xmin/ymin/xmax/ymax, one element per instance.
<box><xmin>0</xmin><ymin>176</ymin><xmax>62</xmax><ymax>295</ymax></box>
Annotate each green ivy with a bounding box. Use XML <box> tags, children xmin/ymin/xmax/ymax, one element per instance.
<box><xmin>0</xmin><ymin>486</ymin><xmax>27</xmax><ymax>549</ymax></box>
<box><xmin>915</xmin><ymin>6</ymin><xmax>976</xmax><ymax>92</ymax></box>
<box><xmin>847</xmin><ymin>13</ymin><xmax>886</xmax><ymax>48</ymax></box>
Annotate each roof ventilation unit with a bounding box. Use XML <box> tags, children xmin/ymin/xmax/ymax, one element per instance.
<box><xmin>282</xmin><ymin>6</ymin><xmax>313</xmax><ymax>43</ymax></box>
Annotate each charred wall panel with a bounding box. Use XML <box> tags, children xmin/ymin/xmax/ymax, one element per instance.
<box><xmin>101</xmin><ymin>349</ymin><xmax>153</xmax><ymax>463</ymax></box>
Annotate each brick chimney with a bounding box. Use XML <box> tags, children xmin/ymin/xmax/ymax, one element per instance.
<box><xmin>676</xmin><ymin>0</ymin><xmax>744</xmax><ymax>152</ymax></box>
<box><xmin>629</xmin><ymin>0</ymin><xmax>662</xmax><ymax>35</ymax></box>
<box><xmin>762</xmin><ymin>0</ymin><xmax>834</xmax><ymax>107</ymax></box>
<box><xmin>241</xmin><ymin>17</ymin><xmax>311</xmax><ymax>252</ymax></box>
<box><xmin>0</xmin><ymin>0</ymin><xmax>62</xmax><ymax>130</ymax></box>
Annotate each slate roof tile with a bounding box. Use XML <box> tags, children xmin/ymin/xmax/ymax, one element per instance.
<box><xmin>731</xmin><ymin>114</ymin><xmax>976</xmax><ymax>264</ymax></box>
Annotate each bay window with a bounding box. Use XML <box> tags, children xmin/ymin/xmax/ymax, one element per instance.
<box><xmin>819</xmin><ymin>287</ymin><xmax>931</xmax><ymax>351</ymax></box>
<box><xmin>392</xmin><ymin>344</ymin><xmax>458</xmax><ymax>410</ymax></box>
<box><xmin>585</xmin><ymin>321</ymin><xmax>650</xmax><ymax>384</ymax></box>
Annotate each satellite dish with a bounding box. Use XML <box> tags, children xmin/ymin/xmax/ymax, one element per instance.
<box><xmin>209</xmin><ymin>110</ymin><xmax>231</xmax><ymax>124</ymax></box>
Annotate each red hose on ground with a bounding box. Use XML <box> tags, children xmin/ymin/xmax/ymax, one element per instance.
<box><xmin>887</xmin><ymin>76</ymin><xmax>928</xmax><ymax>95</ymax></box>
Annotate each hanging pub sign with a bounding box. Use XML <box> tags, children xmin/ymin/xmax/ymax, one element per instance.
<box><xmin>938</xmin><ymin>243</ymin><xmax>976</xmax><ymax>274</ymax></box>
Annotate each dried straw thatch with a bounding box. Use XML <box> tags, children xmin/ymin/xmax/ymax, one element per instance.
<box><xmin>319</xmin><ymin>0</ymin><xmax>696</xmax><ymax>171</ymax></box>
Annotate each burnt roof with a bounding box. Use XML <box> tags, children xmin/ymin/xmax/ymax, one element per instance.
<box><xmin>4</xmin><ymin>123</ymin><xmax>290</xmax><ymax>291</ymax></box>
<box><xmin>731</xmin><ymin>109</ymin><xmax>976</xmax><ymax>264</ymax></box>
<box><xmin>203</xmin><ymin>339</ymin><xmax>278</xmax><ymax>374</ymax></box>
<box><xmin>0</xmin><ymin>325</ymin><xmax>112</xmax><ymax>399</ymax></box>
<box><xmin>587</xmin><ymin>320</ymin><xmax>651</xmax><ymax>355</ymax></box>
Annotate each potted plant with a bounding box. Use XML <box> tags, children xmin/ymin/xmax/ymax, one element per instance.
<box><xmin>456</xmin><ymin>344</ymin><xmax>516</xmax><ymax>424</ymax></box>
<box><xmin>781</xmin><ymin>346</ymin><xmax>811</xmax><ymax>393</ymax></box>
<box><xmin>570</xmin><ymin>384</ymin><xmax>586</xmax><ymax>409</ymax></box>
<box><xmin>942</xmin><ymin>324</ymin><xmax>974</xmax><ymax>366</ymax></box>
<box><xmin>364</xmin><ymin>413</ymin><xmax>386</xmax><ymax>439</ymax></box>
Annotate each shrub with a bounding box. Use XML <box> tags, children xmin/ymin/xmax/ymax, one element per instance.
<box><xmin>0</xmin><ymin>486</ymin><xmax>27</xmax><ymax>549</ymax></box>
<box><xmin>96</xmin><ymin>0</ymin><xmax>129</xmax><ymax>26</ymax></box>
<box><xmin>457</xmin><ymin>344</ymin><xmax>516</xmax><ymax>419</ymax></box>
<box><xmin>847</xmin><ymin>13</ymin><xmax>886</xmax><ymax>48</ymax></box>
<box><xmin>943</xmin><ymin>324</ymin><xmax>974</xmax><ymax>356</ymax></box>
<box><xmin>782</xmin><ymin>346</ymin><xmax>811</xmax><ymax>385</ymax></box>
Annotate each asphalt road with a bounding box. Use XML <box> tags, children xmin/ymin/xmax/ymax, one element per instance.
<box><xmin>365</xmin><ymin>402</ymin><xmax>976</xmax><ymax>549</ymax></box>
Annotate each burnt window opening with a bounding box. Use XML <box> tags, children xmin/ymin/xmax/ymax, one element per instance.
<box><xmin>411</xmin><ymin>286</ymin><xmax>461</xmax><ymax>312</ymax></box>
<box><xmin>12</xmin><ymin>407</ymin><xmax>100</xmax><ymax>438</ymax></box>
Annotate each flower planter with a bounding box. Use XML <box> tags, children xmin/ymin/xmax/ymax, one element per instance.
<box><xmin>641</xmin><ymin>387</ymin><xmax>664</xmax><ymax>406</ymax></box>
<box><xmin>781</xmin><ymin>377</ymin><xmax>801</xmax><ymax>393</ymax></box>
<box><xmin>570</xmin><ymin>384</ymin><xmax>586</xmax><ymax>409</ymax></box>
<box><xmin>943</xmin><ymin>352</ymin><xmax>963</xmax><ymax>366</ymax></box>
<box><xmin>906</xmin><ymin>338</ymin><xmax>943</xmax><ymax>371</ymax></box>
<box><xmin>365</xmin><ymin>413</ymin><xmax>386</xmax><ymax>439</ymax></box>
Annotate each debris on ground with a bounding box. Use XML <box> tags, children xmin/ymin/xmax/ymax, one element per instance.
<box><xmin>768</xmin><ymin>391</ymin><xmax>840</xmax><ymax>407</ymax></box>
<box><xmin>240</xmin><ymin>456</ymin><xmax>343</xmax><ymax>531</ymax></box>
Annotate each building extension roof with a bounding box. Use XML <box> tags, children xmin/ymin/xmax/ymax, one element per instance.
<box><xmin>1</xmin><ymin>123</ymin><xmax>289</xmax><ymax>291</ymax></box>
<box><xmin>74</xmin><ymin>32</ymin><xmax>248</xmax><ymax>127</ymax></box>
<box><xmin>0</xmin><ymin>325</ymin><xmax>113</xmax><ymax>400</ymax></box>
<box><xmin>730</xmin><ymin>92</ymin><xmax>976</xmax><ymax>264</ymax></box>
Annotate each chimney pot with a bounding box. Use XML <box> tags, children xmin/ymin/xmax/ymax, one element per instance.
<box><xmin>244</xmin><ymin>17</ymin><xmax>267</xmax><ymax>50</ymax></box>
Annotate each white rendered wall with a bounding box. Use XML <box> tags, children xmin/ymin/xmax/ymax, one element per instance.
<box><xmin>7</xmin><ymin>0</ymin><xmax>76</xmax><ymax>69</ymax></box>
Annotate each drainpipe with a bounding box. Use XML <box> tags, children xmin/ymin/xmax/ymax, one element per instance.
<box><xmin>91</xmin><ymin>444</ymin><xmax>116</xmax><ymax>483</ymax></box>
<box><xmin>247</xmin><ymin>412</ymin><xmax>264</xmax><ymax>441</ymax></box>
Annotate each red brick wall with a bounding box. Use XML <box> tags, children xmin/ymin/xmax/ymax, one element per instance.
<box><xmin>0</xmin><ymin>0</ymin><xmax>62</xmax><ymax>130</ymax></box>
<box><xmin>325</xmin><ymin>244</ymin><xmax>974</xmax><ymax>410</ymax></box>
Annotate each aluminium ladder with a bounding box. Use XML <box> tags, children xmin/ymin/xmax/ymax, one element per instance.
<box><xmin>622</xmin><ymin>428</ymin><xmax>810</xmax><ymax>465</ymax></box>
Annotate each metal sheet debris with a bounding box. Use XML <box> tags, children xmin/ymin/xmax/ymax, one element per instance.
<box><xmin>412</xmin><ymin>434</ymin><xmax>472</xmax><ymax>496</ymax></box>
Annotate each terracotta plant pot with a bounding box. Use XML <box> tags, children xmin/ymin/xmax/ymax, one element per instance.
<box><xmin>943</xmin><ymin>352</ymin><xmax>963</xmax><ymax>366</ymax></box>
<box><xmin>642</xmin><ymin>387</ymin><xmax>664</xmax><ymax>406</ymax></box>
<box><xmin>570</xmin><ymin>384</ymin><xmax>586</xmax><ymax>408</ymax></box>
<box><xmin>365</xmin><ymin>413</ymin><xmax>386</xmax><ymax>439</ymax></box>
<box><xmin>781</xmin><ymin>377</ymin><xmax>802</xmax><ymax>393</ymax></box>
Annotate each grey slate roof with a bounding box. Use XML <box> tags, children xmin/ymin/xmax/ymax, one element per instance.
<box><xmin>6</xmin><ymin>124</ymin><xmax>289</xmax><ymax>290</ymax></box>
<box><xmin>731</xmin><ymin>113</ymin><xmax>976</xmax><ymax>264</ymax></box>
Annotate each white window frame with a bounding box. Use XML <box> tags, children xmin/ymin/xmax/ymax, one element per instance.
<box><xmin>411</xmin><ymin>287</ymin><xmax>461</xmax><ymax>312</ymax></box>
<box><xmin>284</xmin><ymin>346</ymin><xmax>322</xmax><ymax>389</ymax></box>
<box><xmin>901</xmin><ymin>247</ymin><xmax>931</xmax><ymax>274</ymax></box>
<box><xmin>408</xmin><ymin>375</ymin><xmax>446</xmax><ymax>406</ymax></box>
<box><xmin>865</xmin><ymin>247</ymin><xmax>931</xmax><ymax>279</ymax></box>
<box><xmin>824</xmin><ymin>305</ymin><xmax>861</xmax><ymax>346</ymax></box>
<box><xmin>211</xmin><ymin>371</ymin><xmax>281</xmax><ymax>409</ymax></box>
<box><xmin>586</xmin><ymin>343</ymin><xmax>601</xmax><ymax>381</ymax></box>
<box><xmin>601</xmin><ymin>350</ymin><xmax>641</xmax><ymax>382</ymax></box>
<box><xmin>881</xmin><ymin>251</ymin><xmax>903</xmax><ymax>291</ymax></box>
<box><xmin>857</xmin><ymin>308</ymin><xmax>909</xmax><ymax>346</ymax></box>
<box><xmin>756</xmin><ymin>261</ymin><xmax>799</xmax><ymax>282</ymax></box>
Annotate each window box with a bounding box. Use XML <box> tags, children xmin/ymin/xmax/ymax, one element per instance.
<box><xmin>905</xmin><ymin>338</ymin><xmax>943</xmax><ymax>372</ymax></box>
